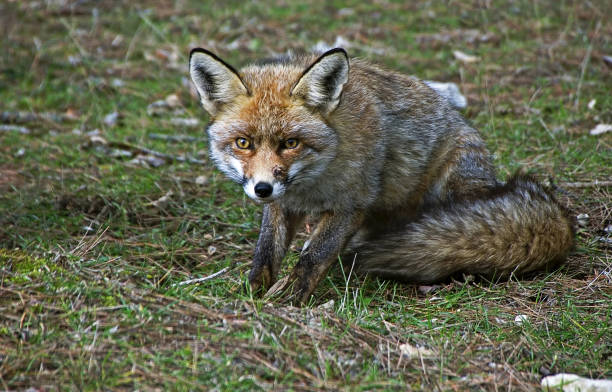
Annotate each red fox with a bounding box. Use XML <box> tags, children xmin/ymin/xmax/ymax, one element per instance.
<box><xmin>188</xmin><ymin>47</ymin><xmax>574</xmax><ymax>304</ymax></box>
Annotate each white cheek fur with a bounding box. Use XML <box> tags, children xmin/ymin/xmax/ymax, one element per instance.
<box><xmin>228</xmin><ymin>157</ymin><xmax>244</xmax><ymax>178</ymax></box>
<box><xmin>288</xmin><ymin>161</ymin><xmax>305</xmax><ymax>179</ymax></box>
<box><xmin>244</xmin><ymin>180</ymin><xmax>257</xmax><ymax>199</ymax></box>
<box><xmin>209</xmin><ymin>143</ymin><xmax>245</xmax><ymax>183</ymax></box>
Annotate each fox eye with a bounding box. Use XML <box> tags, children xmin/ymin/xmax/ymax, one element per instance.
<box><xmin>235</xmin><ymin>137</ymin><xmax>251</xmax><ymax>149</ymax></box>
<box><xmin>283</xmin><ymin>138</ymin><xmax>299</xmax><ymax>149</ymax></box>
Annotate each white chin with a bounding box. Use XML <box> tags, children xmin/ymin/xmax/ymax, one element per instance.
<box><xmin>246</xmin><ymin>193</ymin><xmax>281</xmax><ymax>204</ymax></box>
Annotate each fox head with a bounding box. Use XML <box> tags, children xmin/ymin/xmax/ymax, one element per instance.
<box><xmin>189</xmin><ymin>48</ymin><xmax>349</xmax><ymax>203</ymax></box>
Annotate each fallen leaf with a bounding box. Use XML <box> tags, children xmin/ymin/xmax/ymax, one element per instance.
<box><xmin>418</xmin><ymin>284</ymin><xmax>442</xmax><ymax>294</ymax></box>
<box><xmin>597</xmin><ymin>236</ymin><xmax>612</xmax><ymax>246</ymax></box>
<box><xmin>128</xmin><ymin>154</ymin><xmax>166</xmax><ymax>168</ymax></box>
<box><xmin>103</xmin><ymin>111</ymin><xmax>119</xmax><ymax>127</ymax></box>
<box><xmin>453</xmin><ymin>50</ymin><xmax>480</xmax><ymax>63</ymax></box>
<box><xmin>169</xmin><ymin>117</ymin><xmax>199</xmax><ymax>128</ymax></box>
<box><xmin>65</xmin><ymin>108</ymin><xmax>80</xmax><ymax>120</ymax></box>
<box><xmin>111</xmin><ymin>78</ymin><xmax>125</xmax><ymax>88</ymax></box>
<box><xmin>589</xmin><ymin>124</ymin><xmax>612</xmax><ymax>136</ymax></box>
<box><xmin>424</xmin><ymin>81</ymin><xmax>467</xmax><ymax>110</ymax></box>
<box><xmin>399</xmin><ymin>343</ymin><xmax>435</xmax><ymax>359</ymax></box>
<box><xmin>111</xmin><ymin>35</ymin><xmax>123</xmax><ymax>47</ymax></box>
<box><xmin>319</xmin><ymin>300</ymin><xmax>335</xmax><ymax>310</ymax></box>
<box><xmin>541</xmin><ymin>373</ymin><xmax>612</xmax><ymax>392</ymax></box>
<box><xmin>165</xmin><ymin>94</ymin><xmax>181</xmax><ymax>108</ymax></box>
<box><xmin>337</xmin><ymin>8</ymin><xmax>355</xmax><ymax>17</ymax></box>
<box><xmin>87</xmin><ymin>135</ymin><xmax>107</xmax><ymax>146</ymax></box>
<box><xmin>0</xmin><ymin>124</ymin><xmax>30</xmax><ymax>134</ymax></box>
<box><xmin>514</xmin><ymin>314</ymin><xmax>528</xmax><ymax>325</ymax></box>
<box><xmin>108</xmin><ymin>149</ymin><xmax>133</xmax><ymax>158</ymax></box>
<box><xmin>68</xmin><ymin>55</ymin><xmax>82</xmax><ymax>65</ymax></box>
<box><xmin>149</xmin><ymin>190</ymin><xmax>173</xmax><ymax>208</ymax></box>
<box><xmin>576</xmin><ymin>213</ymin><xmax>589</xmax><ymax>227</ymax></box>
<box><xmin>147</xmin><ymin>99</ymin><xmax>185</xmax><ymax>117</ymax></box>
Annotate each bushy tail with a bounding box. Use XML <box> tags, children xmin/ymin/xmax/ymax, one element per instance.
<box><xmin>352</xmin><ymin>176</ymin><xmax>575</xmax><ymax>282</ymax></box>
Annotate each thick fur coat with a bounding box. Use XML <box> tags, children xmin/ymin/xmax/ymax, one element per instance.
<box><xmin>189</xmin><ymin>48</ymin><xmax>574</xmax><ymax>304</ymax></box>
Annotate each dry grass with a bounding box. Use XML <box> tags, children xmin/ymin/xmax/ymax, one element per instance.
<box><xmin>0</xmin><ymin>0</ymin><xmax>610</xmax><ymax>390</ymax></box>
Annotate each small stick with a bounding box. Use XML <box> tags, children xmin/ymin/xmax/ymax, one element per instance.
<box><xmin>107</xmin><ymin>141</ymin><xmax>206</xmax><ymax>165</ymax></box>
<box><xmin>560</xmin><ymin>180</ymin><xmax>612</xmax><ymax>189</ymax></box>
<box><xmin>0</xmin><ymin>124</ymin><xmax>30</xmax><ymax>134</ymax></box>
<box><xmin>0</xmin><ymin>111</ymin><xmax>70</xmax><ymax>124</ymax></box>
<box><xmin>148</xmin><ymin>133</ymin><xmax>206</xmax><ymax>143</ymax></box>
<box><xmin>574</xmin><ymin>21</ymin><xmax>601</xmax><ymax>110</ymax></box>
<box><xmin>173</xmin><ymin>267</ymin><xmax>229</xmax><ymax>287</ymax></box>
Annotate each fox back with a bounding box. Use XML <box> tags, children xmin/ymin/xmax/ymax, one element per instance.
<box><xmin>191</xmin><ymin>49</ymin><xmax>495</xmax><ymax>214</ymax></box>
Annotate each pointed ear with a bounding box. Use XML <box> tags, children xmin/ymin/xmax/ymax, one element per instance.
<box><xmin>291</xmin><ymin>48</ymin><xmax>349</xmax><ymax>114</ymax></box>
<box><xmin>189</xmin><ymin>48</ymin><xmax>249</xmax><ymax>116</ymax></box>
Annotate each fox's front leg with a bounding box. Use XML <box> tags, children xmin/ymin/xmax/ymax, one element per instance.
<box><xmin>287</xmin><ymin>211</ymin><xmax>364</xmax><ymax>305</ymax></box>
<box><xmin>248</xmin><ymin>203</ymin><xmax>303</xmax><ymax>294</ymax></box>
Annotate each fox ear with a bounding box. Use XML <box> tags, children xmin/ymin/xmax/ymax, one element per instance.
<box><xmin>291</xmin><ymin>48</ymin><xmax>349</xmax><ymax>114</ymax></box>
<box><xmin>189</xmin><ymin>48</ymin><xmax>248</xmax><ymax>116</ymax></box>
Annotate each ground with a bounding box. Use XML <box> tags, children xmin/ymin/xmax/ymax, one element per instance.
<box><xmin>0</xmin><ymin>0</ymin><xmax>610</xmax><ymax>390</ymax></box>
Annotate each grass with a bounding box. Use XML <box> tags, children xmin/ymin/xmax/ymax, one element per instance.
<box><xmin>1</xmin><ymin>0</ymin><xmax>610</xmax><ymax>390</ymax></box>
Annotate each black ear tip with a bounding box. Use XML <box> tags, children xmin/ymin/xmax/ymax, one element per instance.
<box><xmin>325</xmin><ymin>47</ymin><xmax>349</xmax><ymax>60</ymax></box>
<box><xmin>189</xmin><ymin>47</ymin><xmax>216</xmax><ymax>61</ymax></box>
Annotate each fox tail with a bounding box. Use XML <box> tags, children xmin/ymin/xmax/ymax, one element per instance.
<box><xmin>350</xmin><ymin>176</ymin><xmax>575</xmax><ymax>282</ymax></box>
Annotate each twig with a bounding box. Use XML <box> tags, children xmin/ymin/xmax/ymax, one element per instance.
<box><xmin>574</xmin><ymin>21</ymin><xmax>601</xmax><ymax>110</ymax></box>
<box><xmin>0</xmin><ymin>124</ymin><xmax>30</xmax><ymax>134</ymax></box>
<box><xmin>107</xmin><ymin>141</ymin><xmax>206</xmax><ymax>165</ymax></box>
<box><xmin>173</xmin><ymin>267</ymin><xmax>229</xmax><ymax>287</ymax></box>
<box><xmin>60</xmin><ymin>18</ymin><xmax>89</xmax><ymax>57</ymax></box>
<box><xmin>1</xmin><ymin>111</ymin><xmax>71</xmax><ymax>124</ymax></box>
<box><xmin>138</xmin><ymin>11</ymin><xmax>174</xmax><ymax>45</ymax></box>
<box><xmin>560</xmin><ymin>180</ymin><xmax>612</xmax><ymax>189</ymax></box>
<box><xmin>148</xmin><ymin>133</ymin><xmax>207</xmax><ymax>143</ymax></box>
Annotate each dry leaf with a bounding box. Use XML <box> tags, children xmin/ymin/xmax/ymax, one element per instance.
<box><xmin>453</xmin><ymin>50</ymin><xmax>480</xmax><ymax>63</ymax></box>
<box><xmin>541</xmin><ymin>373</ymin><xmax>612</xmax><ymax>392</ymax></box>
<box><xmin>399</xmin><ymin>343</ymin><xmax>435</xmax><ymax>359</ymax></box>
<box><xmin>0</xmin><ymin>124</ymin><xmax>30</xmax><ymax>134</ymax></box>
<box><xmin>103</xmin><ymin>111</ymin><xmax>119</xmax><ymax>127</ymax></box>
<box><xmin>165</xmin><ymin>94</ymin><xmax>181</xmax><ymax>108</ymax></box>
<box><xmin>514</xmin><ymin>314</ymin><xmax>528</xmax><ymax>325</ymax></box>
<box><xmin>589</xmin><ymin>124</ymin><xmax>612</xmax><ymax>136</ymax></box>
<box><xmin>169</xmin><ymin>117</ymin><xmax>199</xmax><ymax>128</ymax></box>
<box><xmin>149</xmin><ymin>190</ymin><xmax>173</xmax><ymax>208</ymax></box>
<box><xmin>576</xmin><ymin>213</ymin><xmax>589</xmax><ymax>227</ymax></box>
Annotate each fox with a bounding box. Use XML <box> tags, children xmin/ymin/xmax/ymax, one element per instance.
<box><xmin>188</xmin><ymin>47</ymin><xmax>575</xmax><ymax>305</ymax></box>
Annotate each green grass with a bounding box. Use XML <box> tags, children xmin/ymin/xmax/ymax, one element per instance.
<box><xmin>1</xmin><ymin>0</ymin><xmax>610</xmax><ymax>390</ymax></box>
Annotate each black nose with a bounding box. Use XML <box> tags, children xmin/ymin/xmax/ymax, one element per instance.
<box><xmin>254</xmin><ymin>182</ymin><xmax>273</xmax><ymax>198</ymax></box>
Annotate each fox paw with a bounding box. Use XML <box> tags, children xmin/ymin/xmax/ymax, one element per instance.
<box><xmin>247</xmin><ymin>266</ymin><xmax>271</xmax><ymax>295</ymax></box>
<box><xmin>263</xmin><ymin>270</ymin><xmax>315</xmax><ymax>306</ymax></box>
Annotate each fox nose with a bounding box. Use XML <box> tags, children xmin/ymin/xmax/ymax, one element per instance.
<box><xmin>254</xmin><ymin>182</ymin><xmax>273</xmax><ymax>198</ymax></box>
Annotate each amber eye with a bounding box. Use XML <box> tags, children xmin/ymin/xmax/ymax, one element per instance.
<box><xmin>235</xmin><ymin>137</ymin><xmax>251</xmax><ymax>149</ymax></box>
<box><xmin>284</xmin><ymin>138</ymin><xmax>299</xmax><ymax>149</ymax></box>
